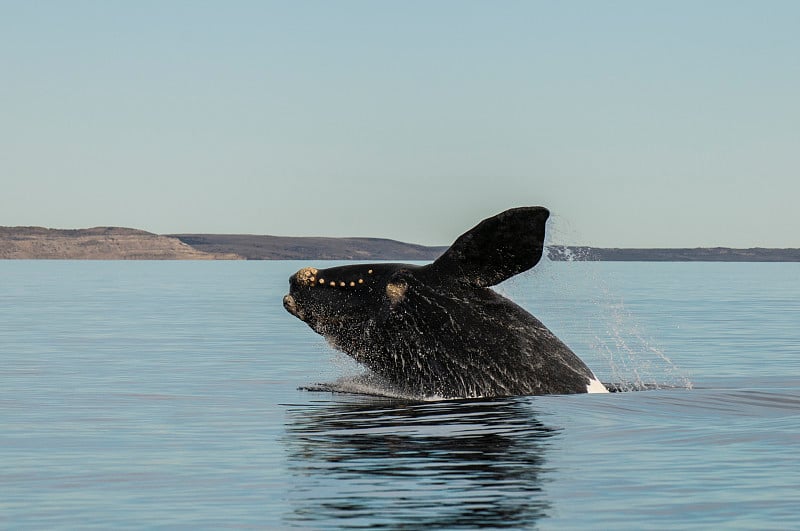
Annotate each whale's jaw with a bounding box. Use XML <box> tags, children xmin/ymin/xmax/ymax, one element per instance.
<box><xmin>283</xmin><ymin>294</ymin><xmax>302</xmax><ymax>319</ymax></box>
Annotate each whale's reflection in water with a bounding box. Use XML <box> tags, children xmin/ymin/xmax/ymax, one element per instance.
<box><xmin>283</xmin><ymin>396</ymin><xmax>559</xmax><ymax>529</ymax></box>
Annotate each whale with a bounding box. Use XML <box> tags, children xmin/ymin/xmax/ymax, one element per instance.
<box><xmin>283</xmin><ymin>206</ymin><xmax>608</xmax><ymax>399</ymax></box>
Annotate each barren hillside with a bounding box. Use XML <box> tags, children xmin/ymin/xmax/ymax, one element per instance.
<box><xmin>0</xmin><ymin>227</ymin><xmax>241</xmax><ymax>260</ymax></box>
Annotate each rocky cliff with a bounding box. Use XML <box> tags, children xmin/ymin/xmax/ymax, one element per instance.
<box><xmin>171</xmin><ymin>234</ymin><xmax>448</xmax><ymax>260</ymax></box>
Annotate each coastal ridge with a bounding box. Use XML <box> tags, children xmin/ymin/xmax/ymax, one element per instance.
<box><xmin>1</xmin><ymin>226</ymin><xmax>798</xmax><ymax>261</ymax></box>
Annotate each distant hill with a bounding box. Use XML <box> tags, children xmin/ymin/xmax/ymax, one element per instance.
<box><xmin>547</xmin><ymin>246</ymin><xmax>800</xmax><ymax>262</ymax></box>
<box><xmin>0</xmin><ymin>226</ymin><xmax>240</xmax><ymax>260</ymax></box>
<box><xmin>171</xmin><ymin>236</ymin><xmax>800</xmax><ymax>262</ymax></box>
<box><xmin>2</xmin><ymin>226</ymin><xmax>799</xmax><ymax>261</ymax></box>
<box><xmin>170</xmin><ymin>234</ymin><xmax>448</xmax><ymax>260</ymax></box>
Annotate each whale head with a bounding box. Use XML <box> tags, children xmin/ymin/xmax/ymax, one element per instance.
<box><xmin>283</xmin><ymin>261</ymin><xmax>421</xmax><ymax>350</ymax></box>
<box><xmin>284</xmin><ymin>207</ymin><xmax>604</xmax><ymax>398</ymax></box>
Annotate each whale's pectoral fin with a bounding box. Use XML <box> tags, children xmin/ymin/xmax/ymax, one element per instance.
<box><xmin>425</xmin><ymin>206</ymin><xmax>550</xmax><ymax>287</ymax></box>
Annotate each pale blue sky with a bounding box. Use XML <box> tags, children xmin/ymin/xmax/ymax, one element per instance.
<box><xmin>2</xmin><ymin>1</ymin><xmax>798</xmax><ymax>247</ymax></box>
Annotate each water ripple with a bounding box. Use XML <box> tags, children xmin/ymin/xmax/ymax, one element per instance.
<box><xmin>283</xmin><ymin>396</ymin><xmax>558</xmax><ymax>529</ymax></box>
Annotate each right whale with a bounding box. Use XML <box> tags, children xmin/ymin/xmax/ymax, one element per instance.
<box><xmin>284</xmin><ymin>206</ymin><xmax>608</xmax><ymax>398</ymax></box>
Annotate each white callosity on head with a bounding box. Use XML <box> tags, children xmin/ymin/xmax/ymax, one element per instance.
<box><xmin>296</xmin><ymin>267</ymin><xmax>370</xmax><ymax>289</ymax></box>
<box><xmin>295</xmin><ymin>267</ymin><xmax>318</xmax><ymax>286</ymax></box>
<box><xmin>385</xmin><ymin>281</ymin><xmax>407</xmax><ymax>305</ymax></box>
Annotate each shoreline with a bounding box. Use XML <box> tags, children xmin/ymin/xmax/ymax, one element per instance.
<box><xmin>1</xmin><ymin>226</ymin><xmax>799</xmax><ymax>262</ymax></box>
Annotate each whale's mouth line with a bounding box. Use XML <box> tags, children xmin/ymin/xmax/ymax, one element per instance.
<box><xmin>283</xmin><ymin>294</ymin><xmax>305</xmax><ymax>321</ymax></box>
<box><xmin>283</xmin><ymin>293</ymin><xmax>347</xmax><ymax>333</ymax></box>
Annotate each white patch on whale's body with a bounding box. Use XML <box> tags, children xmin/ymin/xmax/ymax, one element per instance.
<box><xmin>586</xmin><ymin>376</ymin><xmax>610</xmax><ymax>394</ymax></box>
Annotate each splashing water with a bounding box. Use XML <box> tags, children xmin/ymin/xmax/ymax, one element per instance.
<box><xmin>583</xmin><ymin>284</ymin><xmax>693</xmax><ymax>392</ymax></box>
<box><xmin>512</xmin><ymin>214</ymin><xmax>694</xmax><ymax>392</ymax></box>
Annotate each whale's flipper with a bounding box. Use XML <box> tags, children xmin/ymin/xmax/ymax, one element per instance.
<box><xmin>426</xmin><ymin>206</ymin><xmax>550</xmax><ymax>287</ymax></box>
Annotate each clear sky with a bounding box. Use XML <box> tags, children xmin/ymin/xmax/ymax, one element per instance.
<box><xmin>2</xmin><ymin>1</ymin><xmax>798</xmax><ymax>247</ymax></box>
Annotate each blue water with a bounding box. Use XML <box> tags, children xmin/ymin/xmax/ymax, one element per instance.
<box><xmin>1</xmin><ymin>260</ymin><xmax>798</xmax><ymax>529</ymax></box>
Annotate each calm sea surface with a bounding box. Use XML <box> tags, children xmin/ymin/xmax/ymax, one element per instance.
<box><xmin>1</xmin><ymin>260</ymin><xmax>798</xmax><ymax>529</ymax></box>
